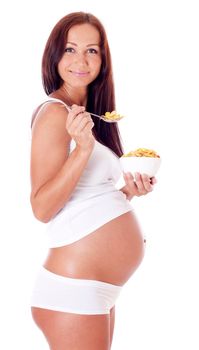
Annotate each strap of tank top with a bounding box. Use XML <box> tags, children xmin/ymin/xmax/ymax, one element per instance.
<box><xmin>42</xmin><ymin>97</ymin><xmax>70</xmax><ymax>110</ymax></box>
<box><xmin>31</xmin><ymin>97</ymin><xmax>70</xmax><ymax>128</ymax></box>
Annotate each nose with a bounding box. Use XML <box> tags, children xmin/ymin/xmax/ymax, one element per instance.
<box><xmin>75</xmin><ymin>52</ymin><xmax>88</xmax><ymax>66</ymax></box>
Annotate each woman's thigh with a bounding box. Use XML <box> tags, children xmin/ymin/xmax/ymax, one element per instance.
<box><xmin>31</xmin><ymin>307</ymin><xmax>110</xmax><ymax>350</ymax></box>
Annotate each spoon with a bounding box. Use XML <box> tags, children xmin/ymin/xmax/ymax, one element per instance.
<box><xmin>46</xmin><ymin>98</ymin><xmax>124</xmax><ymax>123</ymax></box>
<box><xmin>87</xmin><ymin>110</ymin><xmax>124</xmax><ymax>123</ymax></box>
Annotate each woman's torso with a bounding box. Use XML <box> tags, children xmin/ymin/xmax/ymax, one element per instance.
<box><xmin>37</xmin><ymin>98</ymin><xmax>145</xmax><ymax>286</ymax></box>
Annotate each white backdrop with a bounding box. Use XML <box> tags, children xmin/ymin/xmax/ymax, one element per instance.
<box><xmin>0</xmin><ymin>0</ymin><xmax>198</xmax><ymax>349</ymax></box>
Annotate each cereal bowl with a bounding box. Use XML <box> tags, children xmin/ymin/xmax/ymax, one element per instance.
<box><xmin>120</xmin><ymin>148</ymin><xmax>161</xmax><ymax>177</ymax></box>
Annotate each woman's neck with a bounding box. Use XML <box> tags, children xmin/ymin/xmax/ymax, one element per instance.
<box><xmin>51</xmin><ymin>85</ymin><xmax>87</xmax><ymax>107</ymax></box>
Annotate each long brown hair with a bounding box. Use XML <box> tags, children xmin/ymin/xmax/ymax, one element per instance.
<box><xmin>42</xmin><ymin>12</ymin><xmax>124</xmax><ymax>157</ymax></box>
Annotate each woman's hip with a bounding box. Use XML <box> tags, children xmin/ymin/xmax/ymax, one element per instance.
<box><xmin>30</xmin><ymin>266</ymin><xmax>122</xmax><ymax>315</ymax></box>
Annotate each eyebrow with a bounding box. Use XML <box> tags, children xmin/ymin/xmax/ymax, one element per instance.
<box><xmin>66</xmin><ymin>41</ymin><xmax>100</xmax><ymax>47</ymax></box>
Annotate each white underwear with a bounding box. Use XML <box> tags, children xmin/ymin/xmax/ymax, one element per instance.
<box><xmin>31</xmin><ymin>267</ymin><xmax>122</xmax><ymax>315</ymax></box>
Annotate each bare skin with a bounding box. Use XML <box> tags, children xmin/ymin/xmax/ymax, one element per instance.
<box><xmin>43</xmin><ymin>211</ymin><xmax>145</xmax><ymax>286</ymax></box>
<box><xmin>32</xmin><ymin>211</ymin><xmax>145</xmax><ymax>349</ymax></box>
<box><xmin>32</xmin><ymin>306</ymin><xmax>115</xmax><ymax>350</ymax></box>
<box><xmin>31</xmin><ymin>22</ymin><xmax>155</xmax><ymax>350</ymax></box>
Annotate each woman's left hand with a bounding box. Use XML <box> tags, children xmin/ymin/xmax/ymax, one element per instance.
<box><xmin>120</xmin><ymin>172</ymin><xmax>157</xmax><ymax>201</ymax></box>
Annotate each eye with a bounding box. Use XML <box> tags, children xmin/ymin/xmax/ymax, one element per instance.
<box><xmin>87</xmin><ymin>48</ymin><xmax>98</xmax><ymax>54</ymax></box>
<box><xmin>64</xmin><ymin>47</ymin><xmax>75</xmax><ymax>53</ymax></box>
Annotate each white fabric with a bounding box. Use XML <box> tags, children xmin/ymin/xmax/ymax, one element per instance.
<box><xmin>31</xmin><ymin>267</ymin><xmax>122</xmax><ymax>315</ymax></box>
<box><xmin>36</xmin><ymin>98</ymin><xmax>132</xmax><ymax>247</ymax></box>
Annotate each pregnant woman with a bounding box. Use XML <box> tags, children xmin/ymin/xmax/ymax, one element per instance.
<box><xmin>30</xmin><ymin>12</ymin><xmax>156</xmax><ymax>350</ymax></box>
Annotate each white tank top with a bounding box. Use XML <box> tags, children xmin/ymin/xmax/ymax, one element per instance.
<box><xmin>35</xmin><ymin>98</ymin><xmax>132</xmax><ymax>247</ymax></box>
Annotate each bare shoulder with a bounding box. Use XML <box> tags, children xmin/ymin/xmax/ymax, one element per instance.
<box><xmin>30</xmin><ymin>102</ymin><xmax>71</xmax><ymax>197</ymax></box>
<box><xmin>31</xmin><ymin>101</ymin><xmax>69</xmax><ymax>136</ymax></box>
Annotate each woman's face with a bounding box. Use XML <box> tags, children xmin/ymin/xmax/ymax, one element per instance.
<box><xmin>58</xmin><ymin>23</ymin><xmax>102</xmax><ymax>89</ymax></box>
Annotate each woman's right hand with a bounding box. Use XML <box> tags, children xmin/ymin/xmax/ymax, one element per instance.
<box><xmin>66</xmin><ymin>104</ymin><xmax>95</xmax><ymax>151</ymax></box>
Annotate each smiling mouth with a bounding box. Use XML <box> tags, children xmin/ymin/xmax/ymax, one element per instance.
<box><xmin>70</xmin><ymin>71</ymin><xmax>89</xmax><ymax>76</ymax></box>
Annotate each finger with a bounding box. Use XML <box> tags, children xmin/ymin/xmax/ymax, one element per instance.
<box><xmin>67</xmin><ymin>106</ymin><xmax>85</xmax><ymax>124</ymax></box>
<box><xmin>123</xmin><ymin>171</ymin><xmax>134</xmax><ymax>182</ymax></box>
<box><xmin>123</xmin><ymin>172</ymin><xmax>140</xmax><ymax>196</ymax></box>
<box><xmin>84</xmin><ymin>120</ymin><xmax>95</xmax><ymax>132</ymax></box>
<box><xmin>71</xmin><ymin>112</ymin><xmax>92</xmax><ymax>130</ymax></box>
<box><xmin>71</xmin><ymin>104</ymin><xmax>85</xmax><ymax>112</ymax></box>
<box><xmin>150</xmin><ymin>177</ymin><xmax>157</xmax><ymax>185</ymax></box>
<box><xmin>134</xmin><ymin>172</ymin><xmax>147</xmax><ymax>194</ymax></box>
<box><xmin>75</xmin><ymin>118</ymin><xmax>94</xmax><ymax>134</ymax></box>
<box><xmin>67</xmin><ymin>109</ymin><xmax>87</xmax><ymax>130</ymax></box>
<box><xmin>141</xmin><ymin>174</ymin><xmax>153</xmax><ymax>192</ymax></box>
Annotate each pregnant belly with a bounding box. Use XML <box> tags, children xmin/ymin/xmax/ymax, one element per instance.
<box><xmin>43</xmin><ymin>211</ymin><xmax>145</xmax><ymax>286</ymax></box>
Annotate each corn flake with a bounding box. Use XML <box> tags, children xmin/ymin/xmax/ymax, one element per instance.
<box><xmin>123</xmin><ymin>148</ymin><xmax>160</xmax><ymax>158</ymax></box>
<box><xmin>104</xmin><ymin>111</ymin><xmax>123</xmax><ymax>120</ymax></box>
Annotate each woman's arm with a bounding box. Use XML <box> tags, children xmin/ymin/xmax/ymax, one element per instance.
<box><xmin>120</xmin><ymin>172</ymin><xmax>157</xmax><ymax>201</ymax></box>
<box><xmin>30</xmin><ymin>103</ymin><xmax>94</xmax><ymax>223</ymax></box>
